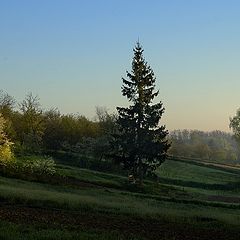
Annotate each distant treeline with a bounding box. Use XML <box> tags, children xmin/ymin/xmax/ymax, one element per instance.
<box><xmin>168</xmin><ymin>130</ymin><xmax>239</xmax><ymax>163</ymax></box>
<box><xmin>0</xmin><ymin>90</ymin><xmax>239</xmax><ymax>166</ymax></box>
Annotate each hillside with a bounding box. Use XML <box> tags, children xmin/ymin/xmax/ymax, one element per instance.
<box><xmin>0</xmin><ymin>158</ymin><xmax>240</xmax><ymax>240</ymax></box>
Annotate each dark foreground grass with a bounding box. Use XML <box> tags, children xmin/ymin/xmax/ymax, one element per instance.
<box><xmin>0</xmin><ymin>220</ymin><xmax>138</xmax><ymax>240</ymax></box>
<box><xmin>0</xmin><ymin>205</ymin><xmax>240</xmax><ymax>240</ymax></box>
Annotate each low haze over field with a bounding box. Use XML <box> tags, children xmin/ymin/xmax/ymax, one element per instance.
<box><xmin>1</xmin><ymin>0</ymin><xmax>240</xmax><ymax>131</ymax></box>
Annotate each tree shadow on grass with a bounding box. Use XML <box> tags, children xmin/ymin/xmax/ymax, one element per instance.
<box><xmin>157</xmin><ymin>177</ymin><xmax>240</xmax><ymax>191</ymax></box>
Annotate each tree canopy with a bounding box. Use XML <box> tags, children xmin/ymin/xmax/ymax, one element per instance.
<box><xmin>230</xmin><ymin>108</ymin><xmax>240</xmax><ymax>141</ymax></box>
<box><xmin>0</xmin><ymin>114</ymin><xmax>14</xmax><ymax>164</ymax></box>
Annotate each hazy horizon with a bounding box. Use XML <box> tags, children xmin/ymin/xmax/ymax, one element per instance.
<box><xmin>1</xmin><ymin>0</ymin><xmax>240</xmax><ymax>132</ymax></box>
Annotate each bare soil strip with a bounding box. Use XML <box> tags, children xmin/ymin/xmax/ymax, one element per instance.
<box><xmin>0</xmin><ymin>204</ymin><xmax>239</xmax><ymax>240</ymax></box>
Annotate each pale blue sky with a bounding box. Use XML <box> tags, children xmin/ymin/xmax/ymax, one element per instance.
<box><xmin>0</xmin><ymin>0</ymin><xmax>240</xmax><ymax>131</ymax></box>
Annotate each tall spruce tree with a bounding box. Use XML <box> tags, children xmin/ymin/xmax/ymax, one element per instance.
<box><xmin>115</xmin><ymin>42</ymin><xmax>170</xmax><ymax>184</ymax></box>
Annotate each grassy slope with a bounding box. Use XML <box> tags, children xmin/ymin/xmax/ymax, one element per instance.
<box><xmin>0</xmin><ymin>158</ymin><xmax>240</xmax><ymax>239</ymax></box>
<box><xmin>158</xmin><ymin>159</ymin><xmax>240</xmax><ymax>195</ymax></box>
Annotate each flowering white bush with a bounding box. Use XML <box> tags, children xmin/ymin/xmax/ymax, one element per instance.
<box><xmin>21</xmin><ymin>156</ymin><xmax>56</xmax><ymax>175</ymax></box>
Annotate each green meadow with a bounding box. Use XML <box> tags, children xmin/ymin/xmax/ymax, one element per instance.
<box><xmin>1</xmin><ymin>158</ymin><xmax>240</xmax><ymax>239</ymax></box>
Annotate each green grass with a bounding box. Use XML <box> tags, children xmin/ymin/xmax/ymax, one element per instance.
<box><xmin>57</xmin><ymin>164</ymin><xmax>126</xmax><ymax>188</ymax></box>
<box><xmin>157</xmin><ymin>159</ymin><xmax>240</xmax><ymax>195</ymax></box>
<box><xmin>158</xmin><ymin>159</ymin><xmax>240</xmax><ymax>185</ymax></box>
<box><xmin>1</xmin><ymin>157</ymin><xmax>240</xmax><ymax>239</ymax></box>
<box><xmin>0</xmin><ymin>220</ymin><xmax>137</xmax><ymax>240</ymax></box>
<box><xmin>0</xmin><ymin>161</ymin><xmax>240</xmax><ymax>225</ymax></box>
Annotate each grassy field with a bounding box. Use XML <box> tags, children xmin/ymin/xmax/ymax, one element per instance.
<box><xmin>0</xmin><ymin>158</ymin><xmax>240</xmax><ymax>239</ymax></box>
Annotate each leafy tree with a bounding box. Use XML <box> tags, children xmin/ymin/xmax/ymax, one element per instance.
<box><xmin>59</xmin><ymin>114</ymin><xmax>98</xmax><ymax>147</ymax></box>
<box><xmin>0</xmin><ymin>114</ymin><xmax>14</xmax><ymax>165</ymax></box>
<box><xmin>113</xmin><ymin>42</ymin><xmax>170</xmax><ymax>184</ymax></box>
<box><xmin>42</xmin><ymin>108</ymin><xmax>62</xmax><ymax>150</ymax></box>
<box><xmin>0</xmin><ymin>90</ymin><xmax>15</xmax><ymax>117</ymax></box>
<box><xmin>0</xmin><ymin>90</ymin><xmax>16</xmax><ymax>139</ymax></box>
<box><xmin>94</xmin><ymin>106</ymin><xmax>117</xmax><ymax>161</ymax></box>
<box><xmin>96</xmin><ymin>106</ymin><xmax>117</xmax><ymax>136</ymax></box>
<box><xmin>230</xmin><ymin>108</ymin><xmax>240</xmax><ymax>141</ymax></box>
<box><xmin>19</xmin><ymin>93</ymin><xmax>45</xmax><ymax>153</ymax></box>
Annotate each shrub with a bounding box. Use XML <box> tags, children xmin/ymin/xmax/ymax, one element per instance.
<box><xmin>20</xmin><ymin>156</ymin><xmax>56</xmax><ymax>176</ymax></box>
<box><xmin>0</xmin><ymin>114</ymin><xmax>14</xmax><ymax>166</ymax></box>
<box><xmin>0</xmin><ymin>142</ymin><xmax>14</xmax><ymax>166</ymax></box>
